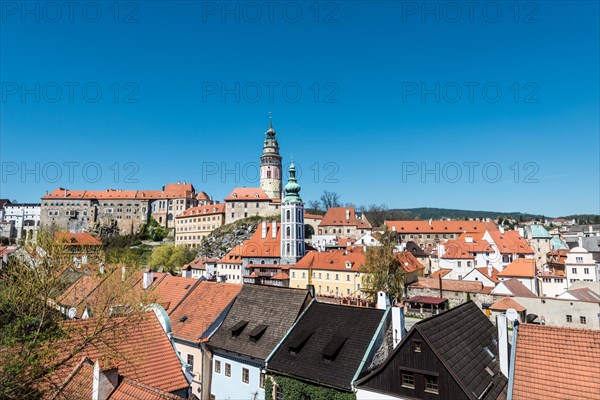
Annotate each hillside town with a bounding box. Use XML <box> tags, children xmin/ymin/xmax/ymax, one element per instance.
<box><xmin>1</xmin><ymin>121</ymin><xmax>599</xmax><ymax>400</ymax></box>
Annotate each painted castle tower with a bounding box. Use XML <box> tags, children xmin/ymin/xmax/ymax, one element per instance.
<box><xmin>280</xmin><ymin>162</ymin><xmax>305</xmax><ymax>265</ymax></box>
<box><xmin>260</xmin><ymin>117</ymin><xmax>283</xmax><ymax>199</ymax></box>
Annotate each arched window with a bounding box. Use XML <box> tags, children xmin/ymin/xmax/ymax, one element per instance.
<box><xmin>267</xmin><ymin>170</ymin><xmax>272</xmax><ymax>179</ymax></box>
<box><xmin>286</xmin><ymin>243</ymin><xmax>291</xmax><ymax>254</ymax></box>
<box><xmin>286</xmin><ymin>227</ymin><xmax>291</xmax><ymax>236</ymax></box>
<box><xmin>286</xmin><ymin>210</ymin><xmax>291</xmax><ymax>221</ymax></box>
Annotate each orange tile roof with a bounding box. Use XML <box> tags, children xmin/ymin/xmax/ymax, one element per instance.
<box><xmin>386</xmin><ymin>220</ymin><xmax>488</xmax><ymax>234</ymax></box>
<box><xmin>304</xmin><ymin>212</ymin><xmax>323</xmax><ymax>220</ymax></box>
<box><xmin>170</xmin><ymin>282</ymin><xmax>241</xmax><ymax>343</ymax></box>
<box><xmin>292</xmin><ymin>248</ymin><xmax>365</xmax><ymax>272</ymax></box>
<box><xmin>489</xmin><ymin>296</ymin><xmax>526</xmax><ymax>312</ymax></box>
<box><xmin>430</xmin><ymin>269</ymin><xmax>452</xmax><ymax>278</ymax></box>
<box><xmin>177</xmin><ymin>203</ymin><xmax>225</xmax><ymax>218</ymax></box>
<box><xmin>512</xmin><ymin>324</ymin><xmax>600</xmax><ymax>400</ymax></box>
<box><xmin>498</xmin><ymin>258</ymin><xmax>535</xmax><ymax>278</ymax></box>
<box><xmin>196</xmin><ymin>191</ymin><xmax>211</xmax><ymax>201</ymax></box>
<box><xmin>55</xmin><ymin>232</ymin><xmax>102</xmax><ymax>246</ymax></box>
<box><xmin>53</xmin><ymin>312</ymin><xmax>189</xmax><ymax>394</ymax></box>
<box><xmin>51</xmin><ymin>357</ymin><xmax>95</xmax><ymax>400</ymax></box>
<box><xmin>396</xmin><ymin>251</ymin><xmax>426</xmax><ymax>273</ymax></box>
<box><xmin>57</xmin><ymin>273</ymin><xmax>106</xmax><ymax>310</ymax></box>
<box><xmin>151</xmin><ymin>275</ymin><xmax>200</xmax><ymax>313</ymax></box>
<box><xmin>43</xmin><ymin>183</ymin><xmax>195</xmax><ymax>200</ymax></box>
<box><xmin>409</xmin><ymin>277</ymin><xmax>492</xmax><ymax>294</ymax></box>
<box><xmin>218</xmin><ymin>244</ymin><xmax>244</xmax><ymax>264</ymax></box>
<box><xmin>271</xmin><ymin>272</ymin><xmax>290</xmax><ymax>280</ymax></box>
<box><xmin>474</xmin><ymin>267</ymin><xmax>500</xmax><ymax>283</ymax></box>
<box><xmin>182</xmin><ymin>257</ymin><xmax>218</xmax><ymax>271</ymax></box>
<box><xmin>487</xmin><ymin>230</ymin><xmax>534</xmax><ymax>255</ymax></box>
<box><xmin>319</xmin><ymin>207</ymin><xmax>372</xmax><ymax>229</ymax></box>
<box><xmin>237</xmin><ymin>223</ymin><xmax>281</xmax><ymax>258</ymax></box>
<box><xmin>109</xmin><ymin>379</ymin><xmax>182</xmax><ymax>400</ymax></box>
<box><xmin>224</xmin><ymin>187</ymin><xmax>272</xmax><ymax>201</ymax></box>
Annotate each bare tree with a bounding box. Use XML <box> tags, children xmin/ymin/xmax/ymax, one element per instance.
<box><xmin>320</xmin><ymin>191</ymin><xmax>341</xmax><ymax>210</ymax></box>
<box><xmin>306</xmin><ymin>200</ymin><xmax>322</xmax><ymax>214</ymax></box>
<box><xmin>365</xmin><ymin>204</ymin><xmax>391</xmax><ymax>228</ymax></box>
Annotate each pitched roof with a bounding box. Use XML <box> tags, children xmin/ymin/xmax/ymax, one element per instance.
<box><xmin>267</xmin><ymin>302</ymin><xmax>386</xmax><ymax>391</ymax></box>
<box><xmin>218</xmin><ymin>244</ymin><xmax>244</xmax><ymax>264</ymax></box>
<box><xmin>489</xmin><ymin>296</ymin><xmax>526</xmax><ymax>312</ymax></box>
<box><xmin>182</xmin><ymin>257</ymin><xmax>218</xmax><ymax>271</ymax></box>
<box><xmin>487</xmin><ymin>230</ymin><xmax>533</xmax><ymax>255</ymax></box>
<box><xmin>55</xmin><ymin>232</ymin><xmax>102</xmax><ymax>246</ymax></box>
<box><xmin>196</xmin><ymin>191</ymin><xmax>211</xmax><ymax>201</ymax></box>
<box><xmin>442</xmin><ymin>237</ymin><xmax>493</xmax><ymax>259</ymax></box>
<box><xmin>386</xmin><ymin>220</ymin><xmax>489</xmax><ymax>234</ymax></box>
<box><xmin>430</xmin><ymin>268</ymin><xmax>452</xmax><ymax>279</ymax></box>
<box><xmin>319</xmin><ymin>207</ymin><xmax>372</xmax><ymax>229</ymax></box>
<box><xmin>224</xmin><ymin>187</ymin><xmax>272</xmax><ymax>201</ymax></box>
<box><xmin>497</xmin><ymin>258</ymin><xmax>535</xmax><ymax>278</ymax></box>
<box><xmin>526</xmin><ymin>225</ymin><xmax>552</xmax><ymax>239</ymax></box>
<box><xmin>493</xmin><ymin>278</ymin><xmax>537</xmax><ymax>297</ymax></box>
<box><xmin>304</xmin><ymin>212</ymin><xmax>323</xmax><ymax>220</ymax></box>
<box><xmin>396</xmin><ymin>251</ymin><xmax>426</xmax><ymax>273</ymax></box>
<box><xmin>170</xmin><ymin>282</ymin><xmax>241</xmax><ymax>343</ymax></box>
<box><xmin>239</xmin><ymin>222</ymin><xmax>281</xmax><ymax>258</ymax></box>
<box><xmin>409</xmin><ymin>277</ymin><xmax>492</xmax><ymax>294</ymax></box>
<box><xmin>292</xmin><ymin>248</ymin><xmax>365</xmax><ymax>272</ymax></box>
<box><xmin>151</xmin><ymin>275</ymin><xmax>201</xmax><ymax>313</ymax></box>
<box><xmin>177</xmin><ymin>203</ymin><xmax>225</xmax><ymax>218</ymax></box>
<box><xmin>512</xmin><ymin>324</ymin><xmax>600</xmax><ymax>400</ymax></box>
<box><xmin>52</xmin><ymin>312</ymin><xmax>189</xmax><ymax>394</ymax></box>
<box><xmin>43</xmin><ymin>183</ymin><xmax>195</xmax><ymax>200</ymax></box>
<box><xmin>51</xmin><ymin>357</ymin><xmax>95</xmax><ymax>400</ymax></box>
<box><xmin>357</xmin><ymin>302</ymin><xmax>507</xmax><ymax>400</ymax></box>
<box><xmin>109</xmin><ymin>378</ymin><xmax>183</xmax><ymax>400</ymax></box>
<box><xmin>560</xmin><ymin>287</ymin><xmax>600</xmax><ymax>302</ymax></box>
<box><xmin>209</xmin><ymin>285</ymin><xmax>311</xmax><ymax>360</ymax></box>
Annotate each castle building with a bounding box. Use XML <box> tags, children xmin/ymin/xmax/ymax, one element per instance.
<box><xmin>260</xmin><ymin>117</ymin><xmax>283</xmax><ymax>199</ymax></box>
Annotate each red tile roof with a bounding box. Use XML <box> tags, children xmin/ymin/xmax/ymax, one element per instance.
<box><xmin>53</xmin><ymin>312</ymin><xmax>189</xmax><ymax>394</ymax></box>
<box><xmin>51</xmin><ymin>357</ymin><xmax>95</xmax><ymax>400</ymax></box>
<box><xmin>489</xmin><ymin>296</ymin><xmax>526</xmax><ymax>312</ymax></box>
<box><xmin>196</xmin><ymin>191</ymin><xmax>211</xmax><ymax>201</ymax></box>
<box><xmin>231</xmin><ymin>222</ymin><xmax>281</xmax><ymax>258</ymax></box>
<box><xmin>498</xmin><ymin>258</ymin><xmax>535</xmax><ymax>278</ymax></box>
<box><xmin>218</xmin><ymin>244</ymin><xmax>244</xmax><ymax>264</ymax></box>
<box><xmin>176</xmin><ymin>203</ymin><xmax>225</xmax><ymax>218</ymax></box>
<box><xmin>474</xmin><ymin>267</ymin><xmax>500</xmax><ymax>283</ymax></box>
<box><xmin>109</xmin><ymin>379</ymin><xmax>182</xmax><ymax>400</ymax></box>
<box><xmin>512</xmin><ymin>324</ymin><xmax>600</xmax><ymax>400</ymax></box>
<box><xmin>292</xmin><ymin>248</ymin><xmax>366</xmax><ymax>272</ymax></box>
<box><xmin>386</xmin><ymin>220</ymin><xmax>488</xmax><ymax>234</ymax></box>
<box><xmin>409</xmin><ymin>277</ymin><xmax>492</xmax><ymax>294</ymax></box>
<box><xmin>396</xmin><ymin>251</ymin><xmax>426</xmax><ymax>273</ymax></box>
<box><xmin>43</xmin><ymin>183</ymin><xmax>195</xmax><ymax>200</ymax></box>
<box><xmin>55</xmin><ymin>232</ymin><xmax>102</xmax><ymax>246</ymax></box>
<box><xmin>319</xmin><ymin>207</ymin><xmax>372</xmax><ymax>229</ymax></box>
<box><xmin>151</xmin><ymin>275</ymin><xmax>200</xmax><ymax>313</ymax></box>
<box><xmin>182</xmin><ymin>257</ymin><xmax>218</xmax><ymax>271</ymax></box>
<box><xmin>487</xmin><ymin>230</ymin><xmax>534</xmax><ymax>255</ymax></box>
<box><xmin>430</xmin><ymin>269</ymin><xmax>452</xmax><ymax>278</ymax></box>
<box><xmin>170</xmin><ymin>282</ymin><xmax>241</xmax><ymax>343</ymax></box>
<box><xmin>304</xmin><ymin>212</ymin><xmax>323</xmax><ymax>220</ymax></box>
<box><xmin>224</xmin><ymin>187</ymin><xmax>272</xmax><ymax>201</ymax></box>
<box><xmin>495</xmin><ymin>278</ymin><xmax>537</xmax><ymax>297</ymax></box>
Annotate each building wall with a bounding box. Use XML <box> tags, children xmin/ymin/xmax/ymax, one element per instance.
<box><xmin>527</xmin><ymin>237</ymin><xmax>551</xmax><ymax>267</ymax></box>
<box><xmin>318</xmin><ymin>225</ymin><xmax>370</xmax><ymax>240</ymax></box>
<box><xmin>216</xmin><ymin>262</ymin><xmax>243</xmax><ymax>284</ymax></box>
<box><xmin>173</xmin><ymin>339</ymin><xmax>204</xmax><ymax>397</ymax></box>
<box><xmin>3</xmin><ymin>204</ymin><xmax>41</xmax><ymax>240</ymax></box>
<box><xmin>406</xmin><ymin>286</ymin><xmax>495</xmax><ymax>309</ymax></box>
<box><xmin>225</xmin><ymin>201</ymin><xmax>279</xmax><ymax>225</ymax></box>
<box><xmin>513</xmin><ymin>296</ymin><xmax>600</xmax><ymax>329</ymax></box>
<box><xmin>395</xmin><ymin>232</ymin><xmax>462</xmax><ymax>250</ymax></box>
<box><xmin>537</xmin><ymin>277</ymin><xmax>568</xmax><ymax>298</ymax></box>
<box><xmin>175</xmin><ymin>212</ymin><xmax>224</xmax><ymax>248</ymax></box>
<box><xmin>211</xmin><ymin>352</ymin><xmax>265</xmax><ymax>400</ymax></box>
<box><xmin>290</xmin><ymin>268</ymin><xmax>364</xmax><ymax>298</ymax></box>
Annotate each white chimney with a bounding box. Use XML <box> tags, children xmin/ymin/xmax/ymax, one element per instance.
<box><xmin>92</xmin><ymin>360</ymin><xmax>118</xmax><ymax>400</ymax></box>
<box><xmin>346</xmin><ymin>209</ymin><xmax>350</xmax><ymax>221</ymax></box>
<box><xmin>487</xmin><ymin>264</ymin><xmax>492</xmax><ymax>278</ymax></box>
<box><xmin>376</xmin><ymin>291</ymin><xmax>390</xmax><ymax>310</ymax></box>
<box><xmin>392</xmin><ymin>306</ymin><xmax>405</xmax><ymax>348</ymax></box>
<box><xmin>261</xmin><ymin>221</ymin><xmax>267</xmax><ymax>239</ymax></box>
<box><xmin>142</xmin><ymin>269</ymin><xmax>153</xmax><ymax>289</ymax></box>
<box><xmin>428</xmin><ymin>218</ymin><xmax>432</xmax><ymax>226</ymax></box>
<box><xmin>99</xmin><ymin>262</ymin><xmax>105</xmax><ymax>274</ymax></box>
<box><xmin>392</xmin><ymin>225</ymin><xmax>396</xmax><ymax>232</ymax></box>
<box><xmin>465</xmin><ymin>236</ymin><xmax>473</xmax><ymax>243</ymax></box>
<box><xmin>272</xmin><ymin>220</ymin><xmax>277</xmax><ymax>239</ymax></box>
<box><xmin>578</xmin><ymin>236</ymin><xmax>583</xmax><ymax>248</ymax></box>
<box><xmin>499</xmin><ymin>226</ymin><xmax>505</xmax><ymax>234</ymax></box>
<box><xmin>497</xmin><ymin>314</ymin><xmax>509</xmax><ymax>378</ymax></box>
<box><xmin>121</xmin><ymin>266</ymin><xmax>126</xmax><ymax>281</ymax></box>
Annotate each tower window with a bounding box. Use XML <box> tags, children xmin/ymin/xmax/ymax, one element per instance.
<box><xmin>267</xmin><ymin>170</ymin><xmax>272</xmax><ymax>179</ymax></box>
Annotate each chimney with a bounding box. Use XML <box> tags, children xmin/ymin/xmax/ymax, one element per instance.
<box><xmin>272</xmin><ymin>220</ymin><xmax>277</xmax><ymax>239</ymax></box>
<box><xmin>392</xmin><ymin>225</ymin><xmax>396</xmax><ymax>232</ymax></box>
<box><xmin>497</xmin><ymin>315</ymin><xmax>509</xmax><ymax>378</ymax></box>
<box><xmin>99</xmin><ymin>262</ymin><xmax>105</xmax><ymax>275</ymax></box>
<box><xmin>306</xmin><ymin>284</ymin><xmax>315</xmax><ymax>298</ymax></box>
<box><xmin>428</xmin><ymin>218</ymin><xmax>432</xmax><ymax>226</ymax></box>
<box><xmin>488</xmin><ymin>264</ymin><xmax>492</xmax><ymax>278</ymax></box>
<box><xmin>261</xmin><ymin>222</ymin><xmax>267</xmax><ymax>239</ymax></box>
<box><xmin>121</xmin><ymin>266</ymin><xmax>126</xmax><ymax>281</ymax></box>
<box><xmin>346</xmin><ymin>209</ymin><xmax>350</xmax><ymax>221</ymax></box>
<box><xmin>392</xmin><ymin>306</ymin><xmax>405</xmax><ymax>348</ymax></box>
<box><xmin>499</xmin><ymin>226</ymin><xmax>505</xmax><ymax>235</ymax></box>
<box><xmin>438</xmin><ymin>275</ymin><xmax>443</xmax><ymax>299</ymax></box>
<box><xmin>142</xmin><ymin>268</ymin><xmax>153</xmax><ymax>289</ymax></box>
<box><xmin>92</xmin><ymin>360</ymin><xmax>118</xmax><ymax>400</ymax></box>
<box><xmin>578</xmin><ymin>236</ymin><xmax>583</xmax><ymax>248</ymax></box>
<box><xmin>376</xmin><ymin>291</ymin><xmax>390</xmax><ymax>310</ymax></box>
<box><xmin>465</xmin><ymin>236</ymin><xmax>473</xmax><ymax>243</ymax></box>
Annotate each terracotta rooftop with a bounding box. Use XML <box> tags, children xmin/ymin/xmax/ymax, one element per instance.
<box><xmin>409</xmin><ymin>277</ymin><xmax>492</xmax><ymax>294</ymax></box>
<box><xmin>55</xmin><ymin>232</ymin><xmax>102</xmax><ymax>246</ymax></box>
<box><xmin>474</xmin><ymin>267</ymin><xmax>501</xmax><ymax>283</ymax></box>
<box><xmin>43</xmin><ymin>183</ymin><xmax>195</xmax><ymax>200</ymax></box>
<box><xmin>430</xmin><ymin>269</ymin><xmax>452</xmax><ymax>278</ymax></box>
<box><xmin>224</xmin><ymin>187</ymin><xmax>272</xmax><ymax>201</ymax></box>
<box><xmin>151</xmin><ymin>274</ymin><xmax>201</xmax><ymax>313</ymax></box>
<box><xmin>177</xmin><ymin>203</ymin><xmax>225</xmax><ymax>218</ymax></box>
<box><xmin>498</xmin><ymin>258</ymin><xmax>536</xmax><ymax>278</ymax></box>
<box><xmin>170</xmin><ymin>281</ymin><xmax>241</xmax><ymax>343</ymax></box>
<box><xmin>109</xmin><ymin>379</ymin><xmax>182</xmax><ymax>400</ymax></box>
<box><xmin>52</xmin><ymin>312</ymin><xmax>189</xmax><ymax>394</ymax></box>
<box><xmin>385</xmin><ymin>220</ymin><xmax>489</xmax><ymax>234</ymax></box>
<box><xmin>319</xmin><ymin>207</ymin><xmax>372</xmax><ymax>229</ymax></box>
<box><xmin>489</xmin><ymin>296</ymin><xmax>526</xmax><ymax>312</ymax></box>
<box><xmin>512</xmin><ymin>324</ymin><xmax>600</xmax><ymax>400</ymax></box>
<box><xmin>182</xmin><ymin>257</ymin><xmax>218</xmax><ymax>271</ymax></box>
<box><xmin>493</xmin><ymin>278</ymin><xmax>537</xmax><ymax>298</ymax></box>
<box><xmin>487</xmin><ymin>230</ymin><xmax>533</xmax><ymax>255</ymax></box>
<box><xmin>292</xmin><ymin>248</ymin><xmax>365</xmax><ymax>272</ymax></box>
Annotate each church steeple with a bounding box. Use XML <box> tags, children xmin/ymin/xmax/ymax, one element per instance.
<box><xmin>260</xmin><ymin>113</ymin><xmax>282</xmax><ymax>199</ymax></box>
<box><xmin>283</xmin><ymin>162</ymin><xmax>302</xmax><ymax>203</ymax></box>
<box><xmin>281</xmin><ymin>161</ymin><xmax>305</xmax><ymax>265</ymax></box>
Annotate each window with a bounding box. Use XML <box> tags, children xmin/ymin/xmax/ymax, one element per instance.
<box><xmin>242</xmin><ymin>368</ymin><xmax>249</xmax><ymax>384</ymax></box>
<box><xmin>566</xmin><ymin>315</ymin><xmax>572</xmax><ymax>323</ymax></box>
<box><xmin>425</xmin><ymin>376</ymin><xmax>439</xmax><ymax>394</ymax></box>
<box><xmin>215</xmin><ymin>360</ymin><xmax>221</xmax><ymax>373</ymax></box>
<box><xmin>412</xmin><ymin>340</ymin><xmax>422</xmax><ymax>352</ymax></box>
<box><xmin>572</xmin><ymin>268</ymin><xmax>577</xmax><ymax>274</ymax></box>
<box><xmin>187</xmin><ymin>354</ymin><xmax>194</xmax><ymax>373</ymax></box>
<box><xmin>225</xmin><ymin>363</ymin><xmax>231</xmax><ymax>377</ymax></box>
<box><xmin>584</xmin><ymin>268</ymin><xmax>589</xmax><ymax>274</ymax></box>
<box><xmin>402</xmin><ymin>372</ymin><xmax>415</xmax><ymax>389</ymax></box>
<box><xmin>457</xmin><ymin>261</ymin><xmax>462</xmax><ymax>267</ymax></box>
<box><xmin>259</xmin><ymin>372</ymin><xmax>265</xmax><ymax>388</ymax></box>
<box><xmin>580</xmin><ymin>316</ymin><xmax>587</xmax><ymax>324</ymax></box>
<box><xmin>576</xmin><ymin>256</ymin><xmax>583</xmax><ymax>263</ymax></box>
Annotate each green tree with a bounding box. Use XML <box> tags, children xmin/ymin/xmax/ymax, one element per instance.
<box><xmin>148</xmin><ymin>244</ymin><xmax>195</xmax><ymax>274</ymax></box>
<box><xmin>360</xmin><ymin>228</ymin><xmax>405</xmax><ymax>302</ymax></box>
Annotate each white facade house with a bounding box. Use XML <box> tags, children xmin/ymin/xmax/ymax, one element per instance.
<box><xmin>565</xmin><ymin>247</ymin><xmax>598</xmax><ymax>284</ymax></box>
<box><xmin>462</xmin><ymin>267</ymin><xmax>499</xmax><ymax>287</ymax></box>
<box><xmin>355</xmin><ymin>232</ymin><xmax>382</xmax><ymax>247</ymax></box>
<box><xmin>2</xmin><ymin>203</ymin><xmax>41</xmax><ymax>241</ymax></box>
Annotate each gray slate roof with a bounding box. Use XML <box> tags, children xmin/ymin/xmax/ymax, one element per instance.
<box><xmin>267</xmin><ymin>302</ymin><xmax>386</xmax><ymax>391</ymax></box>
<box><xmin>209</xmin><ymin>285</ymin><xmax>311</xmax><ymax>360</ymax></box>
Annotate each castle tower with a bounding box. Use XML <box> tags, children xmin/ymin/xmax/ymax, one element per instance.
<box><xmin>281</xmin><ymin>162</ymin><xmax>305</xmax><ymax>265</ymax></box>
<box><xmin>260</xmin><ymin>116</ymin><xmax>282</xmax><ymax>199</ymax></box>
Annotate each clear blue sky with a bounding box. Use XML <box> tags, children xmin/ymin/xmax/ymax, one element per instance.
<box><xmin>1</xmin><ymin>1</ymin><xmax>598</xmax><ymax>217</ymax></box>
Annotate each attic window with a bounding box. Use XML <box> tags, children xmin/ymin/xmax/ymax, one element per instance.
<box><xmin>249</xmin><ymin>324</ymin><xmax>268</xmax><ymax>342</ymax></box>
<box><xmin>288</xmin><ymin>330</ymin><xmax>313</xmax><ymax>354</ymax></box>
<box><xmin>231</xmin><ymin>320</ymin><xmax>248</xmax><ymax>337</ymax></box>
<box><xmin>412</xmin><ymin>340</ymin><xmax>422</xmax><ymax>352</ymax></box>
<box><xmin>179</xmin><ymin>316</ymin><xmax>188</xmax><ymax>323</ymax></box>
<box><xmin>322</xmin><ymin>336</ymin><xmax>347</xmax><ymax>361</ymax></box>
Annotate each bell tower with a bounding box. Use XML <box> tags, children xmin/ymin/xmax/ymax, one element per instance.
<box><xmin>260</xmin><ymin>114</ymin><xmax>282</xmax><ymax>199</ymax></box>
<box><xmin>281</xmin><ymin>162</ymin><xmax>305</xmax><ymax>265</ymax></box>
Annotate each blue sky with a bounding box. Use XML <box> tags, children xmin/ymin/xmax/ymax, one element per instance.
<box><xmin>1</xmin><ymin>0</ymin><xmax>598</xmax><ymax>217</ymax></box>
